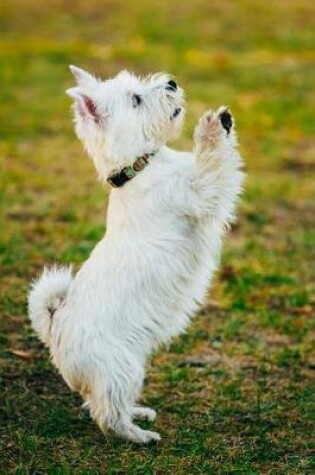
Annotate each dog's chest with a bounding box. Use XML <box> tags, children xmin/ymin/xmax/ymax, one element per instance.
<box><xmin>107</xmin><ymin>180</ymin><xmax>216</xmax><ymax>296</ymax></box>
<box><xmin>110</xmin><ymin>207</ymin><xmax>213</xmax><ymax>299</ymax></box>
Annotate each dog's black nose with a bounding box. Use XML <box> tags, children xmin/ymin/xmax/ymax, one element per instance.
<box><xmin>166</xmin><ymin>80</ymin><xmax>177</xmax><ymax>91</ymax></box>
<box><xmin>219</xmin><ymin>109</ymin><xmax>233</xmax><ymax>135</ymax></box>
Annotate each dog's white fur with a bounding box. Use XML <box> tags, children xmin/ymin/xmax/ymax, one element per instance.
<box><xmin>28</xmin><ymin>66</ymin><xmax>244</xmax><ymax>443</ymax></box>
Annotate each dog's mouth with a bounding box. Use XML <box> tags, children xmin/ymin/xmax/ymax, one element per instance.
<box><xmin>170</xmin><ymin>108</ymin><xmax>182</xmax><ymax>120</ymax></box>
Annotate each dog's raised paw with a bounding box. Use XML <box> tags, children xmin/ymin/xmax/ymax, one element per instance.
<box><xmin>194</xmin><ymin>109</ymin><xmax>221</xmax><ymax>144</ymax></box>
<box><xmin>218</xmin><ymin>107</ymin><xmax>233</xmax><ymax>134</ymax></box>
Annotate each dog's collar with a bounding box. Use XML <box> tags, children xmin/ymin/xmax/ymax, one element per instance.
<box><xmin>107</xmin><ymin>151</ymin><xmax>158</xmax><ymax>188</ymax></box>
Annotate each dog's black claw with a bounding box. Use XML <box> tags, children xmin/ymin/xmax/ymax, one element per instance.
<box><xmin>219</xmin><ymin>110</ymin><xmax>233</xmax><ymax>134</ymax></box>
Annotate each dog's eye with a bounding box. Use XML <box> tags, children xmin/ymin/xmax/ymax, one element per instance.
<box><xmin>132</xmin><ymin>94</ymin><xmax>142</xmax><ymax>107</ymax></box>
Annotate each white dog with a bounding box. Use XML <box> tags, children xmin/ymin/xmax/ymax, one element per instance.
<box><xmin>28</xmin><ymin>66</ymin><xmax>244</xmax><ymax>443</ymax></box>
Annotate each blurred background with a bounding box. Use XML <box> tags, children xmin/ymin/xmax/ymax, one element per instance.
<box><xmin>0</xmin><ymin>1</ymin><xmax>314</xmax><ymax>473</ymax></box>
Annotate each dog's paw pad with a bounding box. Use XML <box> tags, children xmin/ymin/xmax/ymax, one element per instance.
<box><xmin>218</xmin><ymin>107</ymin><xmax>233</xmax><ymax>134</ymax></box>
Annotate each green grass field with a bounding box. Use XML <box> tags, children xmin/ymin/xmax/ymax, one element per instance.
<box><xmin>0</xmin><ymin>0</ymin><xmax>314</xmax><ymax>473</ymax></box>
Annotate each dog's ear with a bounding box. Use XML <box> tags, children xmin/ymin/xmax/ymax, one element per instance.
<box><xmin>66</xmin><ymin>87</ymin><xmax>100</xmax><ymax>122</ymax></box>
<box><xmin>66</xmin><ymin>65</ymin><xmax>100</xmax><ymax>122</ymax></box>
<box><xmin>69</xmin><ymin>65</ymin><xmax>97</xmax><ymax>87</ymax></box>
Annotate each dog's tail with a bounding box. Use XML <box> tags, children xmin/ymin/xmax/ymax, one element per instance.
<box><xmin>28</xmin><ymin>266</ymin><xmax>73</xmax><ymax>345</ymax></box>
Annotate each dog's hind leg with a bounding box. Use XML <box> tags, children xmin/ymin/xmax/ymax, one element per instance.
<box><xmin>87</xmin><ymin>389</ymin><xmax>160</xmax><ymax>444</ymax></box>
<box><xmin>85</xmin><ymin>354</ymin><xmax>160</xmax><ymax>443</ymax></box>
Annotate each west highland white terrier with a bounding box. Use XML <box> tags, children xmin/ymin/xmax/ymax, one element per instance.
<box><xmin>28</xmin><ymin>66</ymin><xmax>244</xmax><ymax>443</ymax></box>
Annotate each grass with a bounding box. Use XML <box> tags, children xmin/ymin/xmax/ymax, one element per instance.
<box><xmin>0</xmin><ymin>0</ymin><xmax>314</xmax><ymax>473</ymax></box>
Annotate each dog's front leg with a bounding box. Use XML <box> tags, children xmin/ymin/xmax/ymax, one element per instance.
<box><xmin>191</xmin><ymin>107</ymin><xmax>244</xmax><ymax>224</ymax></box>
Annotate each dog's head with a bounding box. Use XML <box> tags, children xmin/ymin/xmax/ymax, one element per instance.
<box><xmin>66</xmin><ymin>66</ymin><xmax>185</xmax><ymax>180</ymax></box>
